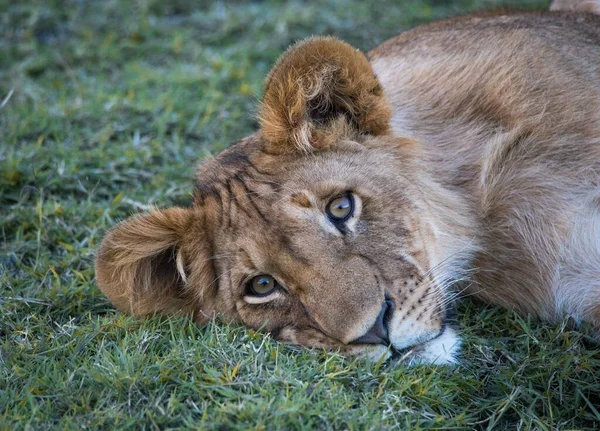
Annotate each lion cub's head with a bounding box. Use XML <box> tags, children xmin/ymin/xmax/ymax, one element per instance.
<box><xmin>96</xmin><ymin>37</ymin><xmax>473</xmax><ymax>364</ymax></box>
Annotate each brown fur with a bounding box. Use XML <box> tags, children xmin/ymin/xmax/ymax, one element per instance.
<box><xmin>368</xmin><ymin>11</ymin><xmax>600</xmax><ymax>322</ymax></box>
<box><xmin>551</xmin><ymin>0</ymin><xmax>600</xmax><ymax>13</ymax></box>
<box><xmin>259</xmin><ymin>37</ymin><xmax>391</xmax><ymax>154</ymax></box>
<box><xmin>96</xmin><ymin>8</ymin><xmax>600</xmax><ymax>364</ymax></box>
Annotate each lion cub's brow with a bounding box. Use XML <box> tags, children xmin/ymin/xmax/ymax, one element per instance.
<box><xmin>291</xmin><ymin>193</ymin><xmax>312</xmax><ymax>208</ymax></box>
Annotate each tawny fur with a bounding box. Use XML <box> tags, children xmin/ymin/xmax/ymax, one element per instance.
<box><xmin>96</xmin><ymin>7</ymin><xmax>600</xmax><ymax>363</ymax></box>
<box><xmin>551</xmin><ymin>0</ymin><xmax>600</xmax><ymax>13</ymax></box>
<box><xmin>259</xmin><ymin>37</ymin><xmax>391</xmax><ymax>154</ymax></box>
<box><xmin>368</xmin><ymin>11</ymin><xmax>600</xmax><ymax>322</ymax></box>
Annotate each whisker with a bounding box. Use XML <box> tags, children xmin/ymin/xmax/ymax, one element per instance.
<box><xmin>207</xmin><ymin>267</ymin><xmax>234</xmax><ymax>289</ymax></box>
<box><xmin>420</xmin><ymin>236</ymin><xmax>478</xmax><ymax>280</ymax></box>
<box><xmin>430</xmin><ymin>283</ymin><xmax>484</xmax><ymax>319</ymax></box>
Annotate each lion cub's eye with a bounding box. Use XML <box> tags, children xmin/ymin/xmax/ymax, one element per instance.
<box><xmin>326</xmin><ymin>193</ymin><xmax>354</xmax><ymax>223</ymax></box>
<box><xmin>247</xmin><ymin>275</ymin><xmax>279</xmax><ymax>297</ymax></box>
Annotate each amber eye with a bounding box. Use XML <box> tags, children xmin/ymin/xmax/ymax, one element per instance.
<box><xmin>326</xmin><ymin>193</ymin><xmax>354</xmax><ymax>223</ymax></box>
<box><xmin>247</xmin><ymin>275</ymin><xmax>279</xmax><ymax>297</ymax></box>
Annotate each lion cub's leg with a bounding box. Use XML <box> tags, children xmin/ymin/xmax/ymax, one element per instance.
<box><xmin>550</xmin><ymin>0</ymin><xmax>600</xmax><ymax>14</ymax></box>
<box><xmin>554</xmin><ymin>193</ymin><xmax>600</xmax><ymax>333</ymax></box>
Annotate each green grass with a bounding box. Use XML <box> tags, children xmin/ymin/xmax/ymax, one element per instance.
<box><xmin>1</xmin><ymin>0</ymin><xmax>599</xmax><ymax>429</ymax></box>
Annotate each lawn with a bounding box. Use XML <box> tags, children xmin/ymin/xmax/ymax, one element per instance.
<box><xmin>1</xmin><ymin>0</ymin><xmax>599</xmax><ymax>429</ymax></box>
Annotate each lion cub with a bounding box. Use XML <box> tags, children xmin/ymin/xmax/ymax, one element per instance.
<box><xmin>96</xmin><ymin>9</ymin><xmax>600</xmax><ymax>364</ymax></box>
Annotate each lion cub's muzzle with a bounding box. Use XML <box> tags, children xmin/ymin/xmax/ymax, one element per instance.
<box><xmin>350</xmin><ymin>294</ymin><xmax>448</xmax><ymax>355</ymax></box>
<box><xmin>351</xmin><ymin>296</ymin><xmax>395</xmax><ymax>346</ymax></box>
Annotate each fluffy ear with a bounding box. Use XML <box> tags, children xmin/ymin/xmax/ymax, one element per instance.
<box><xmin>95</xmin><ymin>207</ymin><xmax>213</xmax><ymax>320</ymax></box>
<box><xmin>259</xmin><ymin>36</ymin><xmax>391</xmax><ymax>154</ymax></box>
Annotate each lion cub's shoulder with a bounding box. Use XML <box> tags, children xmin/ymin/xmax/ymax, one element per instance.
<box><xmin>369</xmin><ymin>10</ymin><xmax>600</xmax><ymax>60</ymax></box>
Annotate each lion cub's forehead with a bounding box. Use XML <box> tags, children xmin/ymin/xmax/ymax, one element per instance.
<box><xmin>191</xmin><ymin>134</ymin><xmax>411</xmax><ymax>246</ymax></box>
<box><xmin>195</xmin><ymin>137</ymin><xmax>280</xmax><ymax>200</ymax></box>
<box><xmin>192</xmin><ymin>136</ymin><xmax>304</xmax><ymax>238</ymax></box>
<box><xmin>193</xmin><ymin>134</ymin><xmax>372</xmax><ymax>206</ymax></box>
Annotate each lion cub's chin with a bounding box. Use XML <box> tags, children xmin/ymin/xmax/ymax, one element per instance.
<box><xmin>363</xmin><ymin>328</ymin><xmax>462</xmax><ymax>366</ymax></box>
<box><xmin>401</xmin><ymin>327</ymin><xmax>462</xmax><ymax>366</ymax></box>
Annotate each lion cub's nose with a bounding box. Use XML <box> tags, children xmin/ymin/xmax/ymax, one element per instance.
<box><xmin>351</xmin><ymin>297</ymin><xmax>395</xmax><ymax>346</ymax></box>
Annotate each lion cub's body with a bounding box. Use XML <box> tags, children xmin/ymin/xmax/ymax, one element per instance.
<box><xmin>96</xmin><ymin>10</ymin><xmax>600</xmax><ymax>364</ymax></box>
<box><xmin>370</xmin><ymin>12</ymin><xmax>600</xmax><ymax>322</ymax></box>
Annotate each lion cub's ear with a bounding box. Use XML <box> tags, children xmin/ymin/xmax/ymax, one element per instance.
<box><xmin>259</xmin><ymin>37</ymin><xmax>391</xmax><ymax>154</ymax></box>
<box><xmin>95</xmin><ymin>208</ymin><xmax>213</xmax><ymax>319</ymax></box>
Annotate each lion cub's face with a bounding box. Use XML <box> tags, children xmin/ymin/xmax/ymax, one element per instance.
<box><xmin>96</xmin><ymin>37</ymin><xmax>463</xmax><ymax>364</ymax></box>
<box><xmin>195</xmin><ymin>135</ymin><xmax>461</xmax><ymax>363</ymax></box>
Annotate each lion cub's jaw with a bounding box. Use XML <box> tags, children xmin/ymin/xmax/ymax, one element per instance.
<box><xmin>401</xmin><ymin>327</ymin><xmax>462</xmax><ymax>365</ymax></box>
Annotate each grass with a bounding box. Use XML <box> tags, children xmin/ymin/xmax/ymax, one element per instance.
<box><xmin>1</xmin><ymin>0</ymin><xmax>599</xmax><ymax>429</ymax></box>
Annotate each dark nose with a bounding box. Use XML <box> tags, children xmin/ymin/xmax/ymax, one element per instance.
<box><xmin>351</xmin><ymin>297</ymin><xmax>395</xmax><ymax>346</ymax></box>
